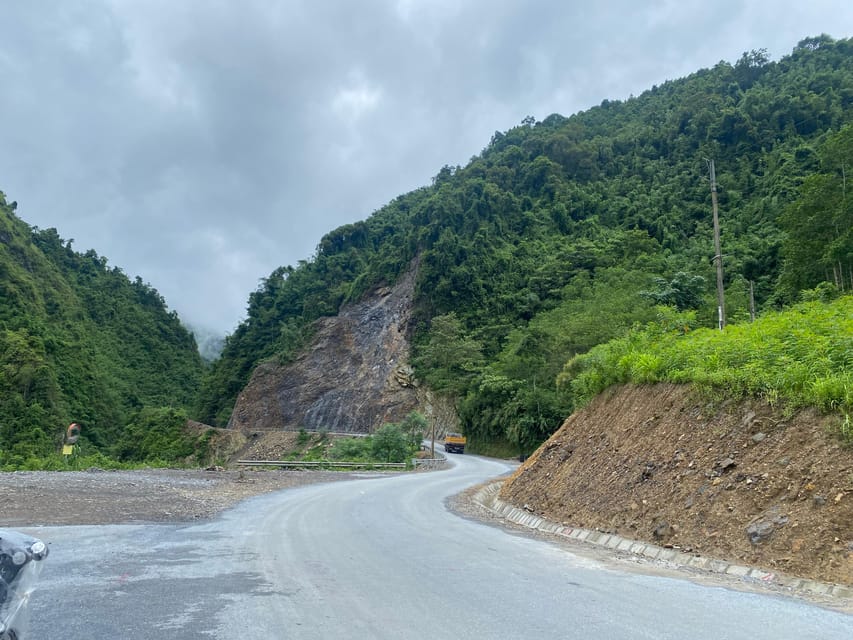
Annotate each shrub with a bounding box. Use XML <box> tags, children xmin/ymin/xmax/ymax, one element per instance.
<box><xmin>400</xmin><ymin>411</ymin><xmax>428</xmax><ymax>448</ymax></box>
<box><xmin>328</xmin><ymin>436</ymin><xmax>372</xmax><ymax>461</ymax></box>
<box><xmin>565</xmin><ymin>297</ymin><xmax>853</xmax><ymax>416</ymax></box>
<box><xmin>371</xmin><ymin>423</ymin><xmax>409</xmax><ymax>462</ymax></box>
<box><xmin>112</xmin><ymin>407</ymin><xmax>195</xmax><ymax>463</ymax></box>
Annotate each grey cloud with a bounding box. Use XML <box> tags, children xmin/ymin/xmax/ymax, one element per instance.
<box><xmin>1</xmin><ymin>1</ymin><xmax>850</xmax><ymax>335</ymax></box>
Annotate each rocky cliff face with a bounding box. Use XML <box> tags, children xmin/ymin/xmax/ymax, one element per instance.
<box><xmin>228</xmin><ymin>267</ymin><xmax>420</xmax><ymax>434</ymax></box>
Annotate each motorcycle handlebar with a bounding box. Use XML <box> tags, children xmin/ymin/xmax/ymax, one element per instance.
<box><xmin>0</xmin><ymin>530</ymin><xmax>49</xmax><ymax>640</ymax></box>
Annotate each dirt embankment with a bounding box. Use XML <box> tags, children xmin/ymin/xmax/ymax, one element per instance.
<box><xmin>500</xmin><ymin>383</ymin><xmax>853</xmax><ymax>585</ymax></box>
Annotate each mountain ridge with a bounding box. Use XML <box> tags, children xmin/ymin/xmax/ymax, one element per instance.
<box><xmin>200</xmin><ymin>35</ymin><xmax>853</xmax><ymax>455</ymax></box>
<box><xmin>0</xmin><ymin>193</ymin><xmax>203</xmax><ymax>464</ymax></box>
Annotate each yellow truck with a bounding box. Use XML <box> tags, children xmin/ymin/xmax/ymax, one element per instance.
<box><xmin>444</xmin><ymin>432</ymin><xmax>466</xmax><ymax>454</ymax></box>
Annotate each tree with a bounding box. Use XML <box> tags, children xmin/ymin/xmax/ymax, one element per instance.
<box><xmin>642</xmin><ymin>272</ymin><xmax>707</xmax><ymax>310</ymax></box>
<box><xmin>412</xmin><ymin>313</ymin><xmax>484</xmax><ymax>394</ymax></box>
<box><xmin>371</xmin><ymin>423</ymin><xmax>408</xmax><ymax>463</ymax></box>
<box><xmin>780</xmin><ymin>125</ymin><xmax>853</xmax><ymax>293</ymax></box>
<box><xmin>192</xmin><ymin>36</ymin><xmax>853</xmax><ymax>455</ymax></box>
<box><xmin>400</xmin><ymin>411</ymin><xmax>427</xmax><ymax>448</ymax></box>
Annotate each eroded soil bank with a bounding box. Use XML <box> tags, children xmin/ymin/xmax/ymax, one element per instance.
<box><xmin>500</xmin><ymin>383</ymin><xmax>853</xmax><ymax>585</ymax></box>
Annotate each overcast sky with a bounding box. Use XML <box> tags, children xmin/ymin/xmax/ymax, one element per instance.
<box><xmin>1</xmin><ymin>1</ymin><xmax>850</xmax><ymax>338</ymax></box>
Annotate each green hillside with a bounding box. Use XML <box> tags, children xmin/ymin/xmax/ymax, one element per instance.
<box><xmin>6</xmin><ymin>35</ymin><xmax>850</xmax><ymax>465</ymax></box>
<box><xmin>197</xmin><ymin>36</ymin><xmax>853</xmax><ymax>455</ymax></box>
<box><xmin>0</xmin><ymin>194</ymin><xmax>203</xmax><ymax>467</ymax></box>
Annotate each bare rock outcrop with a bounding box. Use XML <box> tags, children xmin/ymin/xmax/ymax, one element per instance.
<box><xmin>228</xmin><ymin>267</ymin><xmax>419</xmax><ymax>434</ymax></box>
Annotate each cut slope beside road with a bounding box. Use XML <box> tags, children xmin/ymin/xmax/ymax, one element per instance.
<box><xmin>501</xmin><ymin>383</ymin><xmax>853</xmax><ymax>585</ymax></box>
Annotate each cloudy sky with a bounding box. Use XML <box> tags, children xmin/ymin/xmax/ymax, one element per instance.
<box><xmin>1</xmin><ymin>1</ymin><xmax>850</xmax><ymax>338</ymax></box>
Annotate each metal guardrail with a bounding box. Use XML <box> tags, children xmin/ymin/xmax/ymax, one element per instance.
<box><xmin>241</xmin><ymin>429</ymin><xmax>370</xmax><ymax>437</ymax></box>
<box><xmin>237</xmin><ymin>459</ymin><xmax>406</xmax><ymax>469</ymax></box>
<box><xmin>412</xmin><ymin>458</ymin><xmax>445</xmax><ymax>467</ymax></box>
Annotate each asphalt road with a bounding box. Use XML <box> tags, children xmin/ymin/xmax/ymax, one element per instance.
<box><xmin>22</xmin><ymin>451</ymin><xmax>853</xmax><ymax>639</ymax></box>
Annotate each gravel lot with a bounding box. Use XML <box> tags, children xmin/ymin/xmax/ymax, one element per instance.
<box><xmin>0</xmin><ymin>467</ymin><xmax>362</xmax><ymax>526</ymax></box>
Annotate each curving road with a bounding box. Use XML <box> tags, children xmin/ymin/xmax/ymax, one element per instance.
<box><xmin>26</xmin><ymin>451</ymin><xmax>853</xmax><ymax>639</ymax></box>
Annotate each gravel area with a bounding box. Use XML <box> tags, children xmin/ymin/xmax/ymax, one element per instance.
<box><xmin>0</xmin><ymin>467</ymin><xmax>361</xmax><ymax>526</ymax></box>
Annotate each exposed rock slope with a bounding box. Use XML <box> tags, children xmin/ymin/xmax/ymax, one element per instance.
<box><xmin>228</xmin><ymin>268</ymin><xmax>418</xmax><ymax>434</ymax></box>
<box><xmin>500</xmin><ymin>384</ymin><xmax>853</xmax><ymax>585</ymax></box>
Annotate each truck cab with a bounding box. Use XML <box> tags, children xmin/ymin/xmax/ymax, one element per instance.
<box><xmin>444</xmin><ymin>433</ymin><xmax>466</xmax><ymax>454</ymax></box>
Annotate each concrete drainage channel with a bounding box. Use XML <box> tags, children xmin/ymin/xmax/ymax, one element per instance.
<box><xmin>472</xmin><ymin>481</ymin><xmax>853</xmax><ymax>602</ymax></box>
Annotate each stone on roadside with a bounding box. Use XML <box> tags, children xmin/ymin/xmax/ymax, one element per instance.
<box><xmin>653</xmin><ymin>521</ymin><xmax>673</xmax><ymax>540</ymax></box>
<box><xmin>717</xmin><ymin>457</ymin><xmax>736</xmax><ymax>472</ymax></box>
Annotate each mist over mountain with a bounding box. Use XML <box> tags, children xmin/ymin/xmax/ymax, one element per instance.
<box><xmin>188</xmin><ymin>325</ymin><xmax>226</xmax><ymax>362</ymax></box>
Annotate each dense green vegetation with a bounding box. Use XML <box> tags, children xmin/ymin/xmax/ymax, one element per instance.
<box><xmin>327</xmin><ymin>424</ymin><xmax>412</xmax><ymax>464</ymax></box>
<box><xmin>564</xmin><ymin>296</ymin><xmax>852</xmax><ymax>421</ymax></box>
<box><xmin>5</xmin><ymin>36</ymin><xmax>853</xmax><ymax>466</ymax></box>
<box><xmin>112</xmin><ymin>407</ymin><xmax>208</xmax><ymax>464</ymax></box>
<box><xmin>0</xmin><ymin>194</ymin><xmax>204</xmax><ymax>467</ymax></box>
<box><xmin>199</xmin><ymin>36</ymin><xmax>853</xmax><ymax>454</ymax></box>
<box><xmin>282</xmin><ymin>413</ymin><xmax>426</xmax><ymax>466</ymax></box>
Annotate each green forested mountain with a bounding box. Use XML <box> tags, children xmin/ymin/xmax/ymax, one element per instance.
<box><xmin>4</xmin><ymin>37</ymin><xmax>849</xmax><ymax>465</ymax></box>
<box><xmin>1</xmin><ymin>34</ymin><xmax>843</xmax><ymax>467</ymax></box>
<box><xmin>0</xmin><ymin>194</ymin><xmax>203</xmax><ymax>466</ymax></box>
<box><xmin>198</xmin><ymin>35</ymin><xmax>853</xmax><ymax>453</ymax></box>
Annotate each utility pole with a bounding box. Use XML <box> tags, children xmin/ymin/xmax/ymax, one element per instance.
<box><xmin>749</xmin><ymin>280</ymin><xmax>756</xmax><ymax>323</ymax></box>
<box><xmin>708</xmin><ymin>159</ymin><xmax>726</xmax><ymax>330</ymax></box>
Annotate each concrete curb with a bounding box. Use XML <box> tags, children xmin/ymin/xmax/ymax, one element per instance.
<box><xmin>472</xmin><ymin>481</ymin><xmax>853</xmax><ymax>601</ymax></box>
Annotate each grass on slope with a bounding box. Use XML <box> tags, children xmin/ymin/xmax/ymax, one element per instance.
<box><xmin>561</xmin><ymin>296</ymin><xmax>853</xmax><ymax>436</ymax></box>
